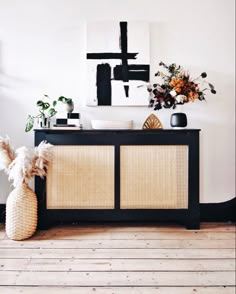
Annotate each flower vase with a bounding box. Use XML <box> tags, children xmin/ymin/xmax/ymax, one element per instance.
<box><xmin>6</xmin><ymin>183</ymin><xmax>38</xmax><ymax>240</ymax></box>
<box><xmin>170</xmin><ymin>106</ymin><xmax>187</xmax><ymax>128</ymax></box>
<box><xmin>38</xmin><ymin>116</ymin><xmax>50</xmax><ymax>128</ymax></box>
<box><xmin>65</xmin><ymin>101</ymin><xmax>74</xmax><ymax>113</ymax></box>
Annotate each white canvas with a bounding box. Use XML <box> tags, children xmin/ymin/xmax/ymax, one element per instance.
<box><xmin>86</xmin><ymin>21</ymin><xmax>150</xmax><ymax>106</ymax></box>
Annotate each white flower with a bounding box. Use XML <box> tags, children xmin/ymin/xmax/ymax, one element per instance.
<box><xmin>170</xmin><ymin>90</ymin><xmax>177</xmax><ymax>97</ymax></box>
<box><xmin>176</xmin><ymin>95</ymin><xmax>187</xmax><ymax>103</ymax></box>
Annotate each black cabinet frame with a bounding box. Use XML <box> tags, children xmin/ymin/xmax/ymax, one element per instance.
<box><xmin>35</xmin><ymin>129</ymin><xmax>200</xmax><ymax>229</ymax></box>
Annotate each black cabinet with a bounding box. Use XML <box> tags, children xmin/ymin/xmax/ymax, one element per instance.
<box><xmin>35</xmin><ymin>129</ymin><xmax>200</xmax><ymax>229</ymax></box>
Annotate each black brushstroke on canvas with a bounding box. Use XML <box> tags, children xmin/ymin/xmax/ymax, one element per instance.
<box><xmin>96</xmin><ymin>64</ymin><xmax>111</xmax><ymax>106</ymax></box>
<box><xmin>87</xmin><ymin>21</ymin><xmax>150</xmax><ymax>105</ymax></box>
<box><xmin>113</xmin><ymin>65</ymin><xmax>149</xmax><ymax>82</ymax></box>
<box><xmin>120</xmin><ymin>22</ymin><xmax>129</xmax><ymax>84</ymax></box>
<box><xmin>87</xmin><ymin>53</ymin><xmax>138</xmax><ymax>60</ymax></box>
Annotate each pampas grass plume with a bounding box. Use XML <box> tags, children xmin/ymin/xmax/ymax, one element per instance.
<box><xmin>0</xmin><ymin>136</ymin><xmax>15</xmax><ymax>171</ymax></box>
<box><xmin>0</xmin><ymin>137</ymin><xmax>53</xmax><ymax>187</ymax></box>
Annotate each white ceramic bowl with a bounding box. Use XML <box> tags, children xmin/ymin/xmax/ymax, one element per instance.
<box><xmin>91</xmin><ymin>119</ymin><xmax>133</xmax><ymax>130</ymax></box>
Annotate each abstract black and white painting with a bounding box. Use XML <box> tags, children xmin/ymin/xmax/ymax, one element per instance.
<box><xmin>86</xmin><ymin>21</ymin><xmax>150</xmax><ymax>106</ymax></box>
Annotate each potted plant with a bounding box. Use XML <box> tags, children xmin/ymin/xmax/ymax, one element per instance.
<box><xmin>25</xmin><ymin>94</ymin><xmax>57</xmax><ymax>132</ymax></box>
<box><xmin>58</xmin><ymin>96</ymin><xmax>74</xmax><ymax>113</ymax></box>
<box><xmin>25</xmin><ymin>95</ymin><xmax>75</xmax><ymax>132</ymax></box>
<box><xmin>0</xmin><ymin>136</ymin><xmax>52</xmax><ymax>240</ymax></box>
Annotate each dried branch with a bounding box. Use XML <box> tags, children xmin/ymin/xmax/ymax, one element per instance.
<box><xmin>0</xmin><ymin>136</ymin><xmax>15</xmax><ymax>171</ymax></box>
<box><xmin>0</xmin><ymin>137</ymin><xmax>53</xmax><ymax>187</ymax></box>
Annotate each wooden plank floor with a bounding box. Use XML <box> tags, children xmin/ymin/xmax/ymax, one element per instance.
<box><xmin>0</xmin><ymin>222</ymin><xmax>235</xmax><ymax>293</ymax></box>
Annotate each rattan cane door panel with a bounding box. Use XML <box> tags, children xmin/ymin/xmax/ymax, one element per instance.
<box><xmin>47</xmin><ymin>146</ymin><xmax>114</xmax><ymax>209</ymax></box>
<box><xmin>120</xmin><ymin>145</ymin><xmax>188</xmax><ymax>209</ymax></box>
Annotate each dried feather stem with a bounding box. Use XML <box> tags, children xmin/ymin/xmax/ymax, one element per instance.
<box><xmin>31</xmin><ymin>141</ymin><xmax>53</xmax><ymax>179</ymax></box>
<box><xmin>0</xmin><ymin>137</ymin><xmax>53</xmax><ymax>187</ymax></box>
<box><xmin>0</xmin><ymin>136</ymin><xmax>15</xmax><ymax>171</ymax></box>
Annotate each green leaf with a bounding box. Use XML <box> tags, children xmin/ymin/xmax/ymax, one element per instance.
<box><xmin>48</xmin><ymin>108</ymin><xmax>57</xmax><ymax>118</ymax></box>
<box><xmin>36</xmin><ymin>100</ymin><xmax>44</xmax><ymax>106</ymax></box>
<box><xmin>58</xmin><ymin>96</ymin><xmax>65</xmax><ymax>102</ymax></box>
<box><xmin>25</xmin><ymin>115</ymin><xmax>34</xmax><ymax>132</ymax></box>
<box><xmin>41</xmin><ymin>102</ymin><xmax>50</xmax><ymax>110</ymax></box>
<box><xmin>58</xmin><ymin>96</ymin><xmax>73</xmax><ymax>104</ymax></box>
<box><xmin>66</xmin><ymin>98</ymin><xmax>73</xmax><ymax>104</ymax></box>
<box><xmin>53</xmin><ymin>100</ymin><xmax>57</xmax><ymax>107</ymax></box>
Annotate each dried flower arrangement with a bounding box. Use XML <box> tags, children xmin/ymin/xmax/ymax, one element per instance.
<box><xmin>0</xmin><ymin>137</ymin><xmax>53</xmax><ymax>240</ymax></box>
<box><xmin>0</xmin><ymin>136</ymin><xmax>52</xmax><ymax>187</ymax></box>
<box><xmin>148</xmin><ymin>62</ymin><xmax>216</xmax><ymax>110</ymax></box>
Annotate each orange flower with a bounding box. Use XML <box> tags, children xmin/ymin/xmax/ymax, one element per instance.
<box><xmin>175</xmin><ymin>87</ymin><xmax>182</xmax><ymax>93</ymax></box>
<box><xmin>149</xmin><ymin>62</ymin><xmax>216</xmax><ymax>110</ymax></box>
<box><xmin>188</xmin><ymin>91</ymin><xmax>198</xmax><ymax>101</ymax></box>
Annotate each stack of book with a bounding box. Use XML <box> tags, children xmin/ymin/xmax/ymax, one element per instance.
<box><xmin>53</xmin><ymin>113</ymin><xmax>81</xmax><ymax>129</ymax></box>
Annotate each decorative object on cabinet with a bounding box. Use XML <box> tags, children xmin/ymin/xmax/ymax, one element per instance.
<box><xmin>170</xmin><ymin>112</ymin><xmax>188</xmax><ymax>128</ymax></box>
<box><xmin>25</xmin><ymin>94</ymin><xmax>57</xmax><ymax>132</ymax></box>
<box><xmin>54</xmin><ymin>113</ymin><xmax>80</xmax><ymax>128</ymax></box>
<box><xmin>87</xmin><ymin>21</ymin><xmax>150</xmax><ymax>106</ymax></box>
<box><xmin>25</xmin><ymin>95</ymin><xmax>75</xmax><ymax>132</ymax></box>
<box><xmin>0</xmin><ymin>137</ymin><xmax>52</xmax><ymax>240</ymax></box>
<box><xmin>142</xmin><ymin>114</ymin><xmax>163</xmax><ymax>129</ymax></box>
<box><xmin>91</xmin><ymin>119</ymin><xmax>133</xmax><ymax>130</ymax></box>
<box><xmin>67</xmin><ymin>113</ymin><xmax>80</xmax><ymax>126</ymax></box>
<box><xmin>57</xmin><ymin>96</ymin><xmax>74</xmax><ymax>113</ymax></box>
<box><xmin>148</xmin><ymin>62</ymin><xmax>216</xmax><ymax>128</ymax></box>
<box><xmin>148</xmin><ymin>61</ymin><xmax>216</xmax><ymax>111</ymax></box>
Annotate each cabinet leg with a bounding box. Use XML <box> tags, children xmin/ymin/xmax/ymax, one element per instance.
<box><xmin>185</xmin><ymin>219</ymin><xmax>200</xmax><ymax>230</ymax></box>
<box><xmin>37</xmin><ymin>214</ymin><xmax>51</xmax><ymax>230</ymax></box>
<box><xmin>37</xmin><ymin>223</ymin><xmax>50</xmax><ymax>230</ymax></box>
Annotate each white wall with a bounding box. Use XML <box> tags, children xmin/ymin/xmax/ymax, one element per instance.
<box><xmin>0</xmin><ymin>0</ymin><xmax>235</xmax><ymax>203</ymax></box>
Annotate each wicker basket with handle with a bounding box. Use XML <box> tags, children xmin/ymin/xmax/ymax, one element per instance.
<box><xmin>6</xmin><ymin>183</ymin><xmax>37</xmax><ymax>241</ymax></box>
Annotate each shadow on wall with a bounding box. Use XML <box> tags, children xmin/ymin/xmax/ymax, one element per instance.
<box><xmin>0</xmin><ymin>44</ymin><xmax>11</xmax><ymax>202</ymax></box>
<box><xmin>0</xmin><ymin>93</ymin><xmax>15</xmax><ymax>202</ymax></box>
<box><xmin>0</xmin><ymin>41</ymin><xmax>31</xmax><ymax>143</ymax></box>
<box><xmin>0</xmin><ymin>43</ymin><xmax>32</xmax><ymax>203</ymax></box>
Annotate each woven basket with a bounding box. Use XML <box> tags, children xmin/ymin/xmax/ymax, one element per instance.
<box><xmin>6</xmin><ymin>183</ymin><xmax>37</xmax><ymax>241</ymax></box>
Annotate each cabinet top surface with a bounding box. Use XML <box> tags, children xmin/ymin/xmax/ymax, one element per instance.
<box><xmin>35</xmin><ymin>129</ymin><xmax>201</xmax><ymax>134</ymax></box>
